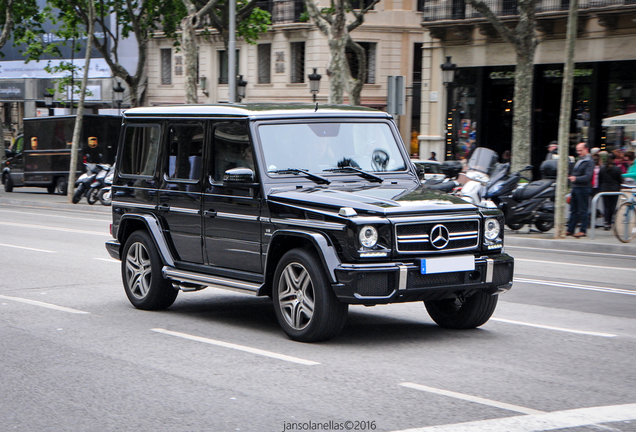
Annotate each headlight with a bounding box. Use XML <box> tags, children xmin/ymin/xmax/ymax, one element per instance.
<box><xmin>484</xmin><ymin>218</ymin><xmax>501</xmax><ymax>241</ymax></box>
<box><xmin>359</xmin><ymin>226</ymin><xmax>378</xmax><ymax>248</ymax></box>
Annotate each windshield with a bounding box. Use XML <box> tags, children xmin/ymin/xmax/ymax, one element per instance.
<box><xmin>258</xmin><ymin>122</ymin><xmax>407</xmax><ymax>175</ymax></box>
<box><xmin>467</xmin><ymin>147</ymin><xmax>498</xmax><ymax>175</ymax></box>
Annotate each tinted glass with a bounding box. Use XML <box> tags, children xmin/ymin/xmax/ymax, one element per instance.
<box><xmin>120</xmin><ymin>125</ymin><xmax>161</xmax><ymax>177</ymax></box>
<box><xmin>212</xmin><ymin>122</ymin><xmax>253</xmax><ymax>183</ymax></box>
<box><xmin>167</xmin><ymin>124</ymin><xmax>204</xmax><ymax>181</ymax></box>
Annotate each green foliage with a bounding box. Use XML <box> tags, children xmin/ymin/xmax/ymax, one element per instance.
<box><xmin>237</xmin><ymin>7</ymin><xmax>270</xmax><ymax>45</ymax></box>
<box><xmin>1</xmin><ymin>0</ymin><xmax>44</xmax><ymax>54</ymax></box>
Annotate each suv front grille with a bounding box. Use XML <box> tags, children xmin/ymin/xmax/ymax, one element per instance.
<box><xmin>395</xmin><ymin>217</ymin><xmax>480</xmax><ymax>254</ymax></box>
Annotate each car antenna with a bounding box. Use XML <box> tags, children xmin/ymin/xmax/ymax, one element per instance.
<box><xmin>315</xmin><ymin>102</ymin><xmax>318</xmax><ymax>112</ymax></box>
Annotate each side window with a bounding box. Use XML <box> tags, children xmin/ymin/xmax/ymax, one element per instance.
<box><xmin>120</xmin><ymin>125</ymin><xmax>161</xmax><ymax>177</ymax></box>
<box><xmin>167</xmin><ymin>123</ymin><xmax>204</xmax><ymax>183</ymax></box>
<box><xmin>212</xmin><ymin>122</ymin><xmax>253</xmax><ymax>183</ymax></box>
<box><xmin>14</xmin><ymin>136</ymin><xmax>23</xmax><ymax>153</ymax></box>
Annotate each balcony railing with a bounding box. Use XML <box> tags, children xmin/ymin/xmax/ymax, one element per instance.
<box><xmin>423</xmin><ymin>0</ymin><xmax>636</xmax><ymax>22</ymax></box>
<box><xmin>256</xmin><ymin>0</ymin><xmax>305</xmax><ymax>24</ymax></box>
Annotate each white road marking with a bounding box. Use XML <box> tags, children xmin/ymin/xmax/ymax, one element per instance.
<box><xmin>0</xmin><ymin>294</ymin><xmax>90</xmax><ymax>314</ymax></box>
<box><xmin>0</xmin><ymin>221</ymin><xmax>109</xmax><ymax>237</ymax></box>
<box><xmin>490</xmin><ymin>318</ymin><xmax>617</xmax><ymax>338</ymax></box>
<box><xmin>94</xmin><ymin>257</ymin><xmax>119</xmax><ymax>263</ymax></box>
<box><xmin>516</xmin><ymin>258</ymin><xmax>636</xmax><ymax>272</ymax></box>
<box><xmin>506</xmin><ymin>245</ymin><xmax>636</xmax><ymax>259</ymax></box>
<box><xmin>514</xmin><ymin>278</ymin><xmax>636</xmax><ymax>296</ymax></box>
<box><xmin>399</xmin><ymin>383</ymin><xmax>545</xmax><ymax>415</ymax></box>
<box><xmin>0</xmin><ymin>243</ymin><xmax>56</xmax><ymax>253</ymax></box>
<box><xmin>151</xmin><ymin>328</ymin><xmax>320</xmax><ymax>366</ymax></box>
<box><xmin>391</xmin><ymin>403</ymin><xmax>636</xmax><ymax>432</ymax></box>
<box><xmin>0</xmin><ymin>208</ymin><xmax>110</xmax><ymax>222</ymax></box>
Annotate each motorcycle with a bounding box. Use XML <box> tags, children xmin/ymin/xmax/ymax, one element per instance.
<box><xmin>72</xmin><ymin>162</ymin><xmax>109</xmax><ymax>204</ymax></box>
<box><xmin>97</xmin><ymin>163</ymin><xmax>115</xmax><ymax>206</ymax></box>
<box><xmin>487</xmin><ymin>159</ymin><xmax>557</xmax><ymax>232</ymax></box>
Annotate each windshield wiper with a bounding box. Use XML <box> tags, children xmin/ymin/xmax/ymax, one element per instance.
<box><xmin>270</xmin><ymin>169</ymin><xmax>331</xmax><ymax>185</ymax></box>
<box><xmin>323</xmin><ymin>167</ymin><xmax>384</xmax><ymax>183</ymax></box>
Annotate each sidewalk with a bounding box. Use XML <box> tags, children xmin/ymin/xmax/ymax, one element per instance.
<box><xmin>2</xmin><ymin>187</ymin><xmax>636</xmax><ymax>256</ymax></box>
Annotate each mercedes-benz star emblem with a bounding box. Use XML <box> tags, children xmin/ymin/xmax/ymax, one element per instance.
<box><xmin>430</xmin><ymin>224</ymin><xmax>450</xmax><ymax>249</ymax></box>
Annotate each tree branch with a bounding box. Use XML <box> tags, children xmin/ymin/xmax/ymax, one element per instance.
<box><xmin>0</xmin><ymin>0</ymin><xmax>14</xmax><ymax>49</ymax></box>
<box><xmin>466</xmin><ymin>0</ymin><xmax>518</xmax><ymax>46</ymax></box>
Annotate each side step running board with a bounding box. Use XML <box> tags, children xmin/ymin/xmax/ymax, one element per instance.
<box><xmin>162</xmin><ymin>267</ymin><xmax>262</xmax><ymax>296</ymax></box>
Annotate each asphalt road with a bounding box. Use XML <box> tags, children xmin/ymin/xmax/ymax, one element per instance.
<box><xmin>1</xmin><ymin>199</ymin><xmax>635</xmax><ymax>432</ymax></box>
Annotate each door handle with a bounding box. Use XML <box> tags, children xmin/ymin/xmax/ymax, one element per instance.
<box><xmin>157</xmin><ymin>203</ymin><xmax>170</xmax><ymax>212</ymax></box>
<box><xmin>204</xmin><ymin>210</ymin><xmax>217</xmax><ymax>218</ymax></box>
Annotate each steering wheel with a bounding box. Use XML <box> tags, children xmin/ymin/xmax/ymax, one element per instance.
<box><xmin>371</xmin><ymin>149</ymin><xmax>389</xmax><ymax>172</ymax></box>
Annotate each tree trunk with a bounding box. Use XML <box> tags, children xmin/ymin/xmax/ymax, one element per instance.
<box><xmin>346</xmin><ymin>39</ymin><xmax>366</xmax><ymax>106</ymax></box>
<box><xmin>67</xmin><ymin>0</ymin><xmax>94</xmax><ymax>203</ymax></box>
<box><xmin>328</xmin><ymin>36</ymin><xmax>348</xmax><ymax>104</ymax></box>
<box><xmin>511</xmin><ymin>49</ymin><xmax>534</xmax><ymax>174</ymax></box>
<box><xmin>181</xmin><ymin>13</ymin><xmax>199</xmax><ymax>104</ymax></box>
<box><xmin>555</xmin><ymin>0</ymin><xmax>579</xmax><ymax>238</ymax></box>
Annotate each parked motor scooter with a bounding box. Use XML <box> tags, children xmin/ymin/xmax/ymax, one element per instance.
<box><xmin>72</xmin><ymin>162</ymin><xmax>108</xmax><ymax>204</ymax></box>
<box><xmin>86</xmin><ymin>163</ymin><xmax>113</xmax><ymax>205</ymax></box>
<box><xmin>97</xmin><ymin>163</ymin><xmax>115</xmax><ymax>206</ymax></box>
<box><xmin>457</xmin><ymin>147</ymin><xmax>499</xmax><ymax>208</ymax></box>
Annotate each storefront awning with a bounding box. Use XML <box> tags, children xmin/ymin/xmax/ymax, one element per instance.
<box><xmin>602</xmin><ymin>112</ymin><xmax>636</xmax><ymax>127</ymax></box>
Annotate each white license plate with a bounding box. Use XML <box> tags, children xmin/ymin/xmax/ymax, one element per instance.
<box><xmin>420</xmin><ymin>255</ymin><xmax>475</xmax><ymax>275</ymax></box>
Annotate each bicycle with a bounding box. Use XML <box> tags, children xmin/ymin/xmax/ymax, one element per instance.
<box><xmin>613</xmin><ymin>185</ymin><xmax>636</xmax><ymax>243</ymax></box>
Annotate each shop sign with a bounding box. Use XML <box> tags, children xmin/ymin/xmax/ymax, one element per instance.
<box><xmin>0</xmin><ymin>82</ymin><xmax>25</xmax><ymax>99</ymax></box>
<box><xmin>489</xmin><ymin>71</ymin><xmax>515</xmax><ymax>80</ymax></box>
<box><xmin>543</xmin><ymin>69</ymin><xmax>593</xmax><ymax>79</ymax></box>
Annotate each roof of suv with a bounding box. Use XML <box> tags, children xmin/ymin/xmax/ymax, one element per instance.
<box><xmin>123</xmin><ymin>103</ymin><xmax>392</xmax><ymax>120</ymax></box>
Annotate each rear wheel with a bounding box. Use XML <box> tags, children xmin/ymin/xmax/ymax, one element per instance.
<box><xmin>122</xmin><ymin>230</ymin><xmax>178</xmax><ymax>310</ymax></box>
<box><xmin>98</xmin><ymin>188</ymin><xmax>112</xmax><ymax>206</ymax></box>
<box><xmin>273</xmin><ymin>248</ymin><xmax>348</xmax><ymax>342</ymax></box>
<box><xmin>535</xmin><ymin>220</ymin><xmax>553</xmax><ymax>232</ymax></box>
<box><xmin>3</xmin><ymin>174</ymin><xmax>13</xmax><ymax>192</ymax></box>
<box><xmin>614</xmin><ymin>202</ymin><xmax>636</xmax><ymax>243</ymax></box>
<box><xmin>425</xmin><ymin>290</ymin><xmax>498</xmax><ymax>329</ymax></box>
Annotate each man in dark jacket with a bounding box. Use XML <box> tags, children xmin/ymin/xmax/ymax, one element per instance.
<box><xmin>567</xmin><ymin>142</ymin><xmax>595</xmax><ymax>237</ymax></box>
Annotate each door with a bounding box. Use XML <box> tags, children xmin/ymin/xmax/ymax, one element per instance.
<box><xmin>157</xmin><ymin>122</ymin><xmax>205</xmax><ymax>264</ymax></box>
<box><xmin>203</xmin><ymin>121</ymin><xmax>262</xmax><ymax>274</ymax></box>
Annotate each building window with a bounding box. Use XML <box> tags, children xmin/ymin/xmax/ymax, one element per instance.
<box><xmin>258</xmin><ymin>44</ymin><xmax>271</xmax><ymax>84</ymax></box>
<box><xmin>346</xmin><ymin>42</ymin><xmax>376</xmax><ymax>84</ymax></box>
<box><xmin>350</xmin><ymin>0</ymin><xmax>376</xmax><ymax>9</ymax></box>
<box><xmin>219</xmin><ymin>50</ymin><xmax>240</xmax><ymax>85</ymax></box>
<box><xmin>161</xmin><ymin>49</ymin><xmax>172</xmax><ymax>85</ymax></box>
<box><xmin>290</xmin><ymin>42</ymin><xmax>305</xmax><ymax>83</ymax></box>
<box><xmin>417</xmin><ymin>0</ymin><xmax>425</xmax><ymax>12</ymax></box>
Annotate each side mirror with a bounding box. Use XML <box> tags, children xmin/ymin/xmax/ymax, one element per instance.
<box><xmin>223</xmin><ymin>167</ymin><xmax>256</xmax><ymax>185</ymax></box>
<box><xmin>412</xmin><ymin>163</ymin><xmax>424</xmax><ymax>179</ymax></box>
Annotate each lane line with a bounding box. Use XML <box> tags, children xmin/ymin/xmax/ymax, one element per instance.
<box><xmin>516</xmin><ymin>258</ymin><xmax>636</xmax><ymax>272</ymax></box>
<box><xmin>0</xmin><ymin>243</ymin><xmax>56</xmax><ymax>253</ymax></box>
<box><xmin>0</xmin><ymin>294</ymin><xmax>90</xmax><ymax>315</ymax></box>
<box><xmin>399</xmin><ymin>383</ymin><xmax>545</xmax><ymax>415</ymax></box>
<box><xmin>94</xmin><ymin>257</ymin><xmax>119</xmax><ymax>263</ymax></box>
<box><xmin>0</xmin><ymin>221</ymin><xmax>109</xmax><ymax>237</ymax></box>
<box><xmin>151</xmin><ymin>328</ymin><xmax>320</xmax><ymax>366</ymax></box>
<box><xmin>0</xmin><ymin>202</ymin><xmax>110</xmax><ymax>217</ymax></box>
<box><xmin>0</xmin><ymin>208</ymin><xmax>110</xmax><ymax>223</ymax></box>
<box><xmin>490</xmin><ymin>318</ymin><xmax>617</xmax><ymax>338</ymax></box>
<box><xmin>391</xmin><ymin>402</ymin><xmax>636</xmax><ymax>432</ymax></box>
<box><xmin>514</xmin><ymin>277</ymin><xmax>636</xmax><ymax>296</ymax></box>
<box><xmin>505</xmin><ymin>245</ymin><xmax>636</xmax><ymax>259</ymax></box>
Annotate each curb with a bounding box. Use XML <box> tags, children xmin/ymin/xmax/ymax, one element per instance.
<box><xmin>505</xmin><ymin>235</ymin><xmax>636</xmax><ymax>256</ymax></box>
<box><xmin>0</xmin><ymin>197</ymin><xmax>111</xmax><ymax>213</ymax></box>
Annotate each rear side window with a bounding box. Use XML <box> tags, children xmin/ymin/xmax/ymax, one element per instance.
<box><xmin>167</xmin><ymin>123</ymin><xmax>204</xmax><ymax>181</ymax></box>
<box><xmin>120</xmin><ymin>125</ymin><xmax>161</xmax><ymax>177</ymax></box>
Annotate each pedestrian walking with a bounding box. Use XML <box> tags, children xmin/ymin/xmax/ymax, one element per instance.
<box><xmin>599</xmin><ymin>153</ymin><xmax>623</xmax><ymax>230</ymax></box>
<box><xmin>428</xmin><ymin>152</ymin><xmax>437</xmax><ymax>161</ymax></box>
<box><xmin>623</xmin><ymin>151</ymin><xmax>636</xmax><ymax>181</ymax></box>
<box><xmin>567</xmin><ymin>142</ymin><xmax>595</xmax><ymax>238</ymax></box>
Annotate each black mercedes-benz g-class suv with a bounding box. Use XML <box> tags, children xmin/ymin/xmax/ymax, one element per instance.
<box><xmin>106</xmin><ymin>104</ymin><xmax>513</xmax><ymax>342</ymax></box>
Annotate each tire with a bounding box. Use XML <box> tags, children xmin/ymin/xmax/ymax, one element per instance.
<box><xmin>98</xmin><ymin>188</ymin><xmax>112</xmax><ymax>206</ymax></box>
<box><xmin>47</xmin><ymin>183</ymin><xmax>55</xmax><ymax>194</ymax></box>
<box><xmin>535</xmin><ymin>220</ymin><xmax>553</xmax><ymax>232</ymax></box>
<box><xmin>425</xmin><ymin>290</ymin><xmax>498</xmax><ymax>329</ymax></box>
<box><xmin>55</xmin><ymin>177</ymin><xmax>67</xmax><ymax>195</ymax></box>
<box><xmin>87</xmin><ymin>188</ymin><xmax>99</xmax><ymax>205</ymax></box>
<box><xmin>121</xmin><ymin>230</ymin><xmax>178</xmax><ymax>310</ymax></box>
<box><xmin>613</xmin><ymin>202</ymin><xmax>636</xmax><ymax>243</ymax></box>
<box><xmin>506</xmin><ymin>222</ymin><xmax>524</xmax><ymax>231</ymax></box>
<box><xmin>4</xmin><ymin>174</ymin><xmax>13</xmax><ymax>192</ymax></box>
<box><xmin>272</xmin><ymin>248</ymin><xmax>348</xmax><ymax>342</ymax></box>
<box><xmin>72</xmin><ymin>185</ymin><xmax>84</xmax><ymax>204</ymax></box>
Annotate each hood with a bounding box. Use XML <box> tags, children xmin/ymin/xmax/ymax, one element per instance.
<box><xmin>268</xmin><ymin>183</ymin><xmax>476</xmax><ymax>215</ymax></box>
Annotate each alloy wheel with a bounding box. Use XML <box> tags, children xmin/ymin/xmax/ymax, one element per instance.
<box><xmin>125</xmin><ymin>242</ymin><xmax>152</xmax><ymax>299</ymax></box>
<box><xmin>278</xmin><ymin>262</ymin><xmax>315</xmax><ymax>330</ymax></box>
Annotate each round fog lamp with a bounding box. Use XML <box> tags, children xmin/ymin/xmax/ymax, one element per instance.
<box><xmin>359</xmin><ymin>226</ymin><xmax>378</xmax><ymax>248</ymax></box>
<box><xmin>484</xmin><ymin>218</ymin><xmax>501</xmax><ymax>241</ymax></box>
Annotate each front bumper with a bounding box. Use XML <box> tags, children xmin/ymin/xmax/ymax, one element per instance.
<box><xmin>333</xmin><ymin>253</ymin><xmax>514</xmax><ymax>305</ymax></box>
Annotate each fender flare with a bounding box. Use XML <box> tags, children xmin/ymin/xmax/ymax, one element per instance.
<box><xmin>266</xmin><ymin>230</ymin><xmax>341</xmax><ymax>284</ymax></box>
<box><xmin>118</xmin><ymin>214</ymin><xmax>175</xmax><ymax>267</ymax></box>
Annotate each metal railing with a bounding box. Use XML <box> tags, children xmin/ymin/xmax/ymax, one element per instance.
<box><xmin>589</xmin><ymin>190</ymin><xmax>631</xmax><ymax>239</ymax></box>
<box><xmin>256</xmin><ymin>0</ymin><xmax>305</xmax><ymax>24</ymax></box>
<box><xmin>423</xmin><ymin>0</ymin><xmax>636</xmax><ymax>22</ymax></box>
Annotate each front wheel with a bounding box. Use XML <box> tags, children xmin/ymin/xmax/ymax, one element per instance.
<box><xmin>613</xmin><ymin>202</ymin><xmax>636</xmax><ymax>243</ymax></box>
<box><xmin>3</xmin><ymin>174</ymin><xmax>13</xmax><ymax>192</ymax></box>
<box><xmin>87</xmin><ymin>188</ymin><xmax>99</xmax><ymax>205</ymax></box>
<box><xmin>507</xmin><ymin>222</ymin><xmax>524</xmax><ymax>231</ymax></box>
<box><xmin>122</xmin><ymin>230</ymin><xmax>178</xmax><ymax>310</ymax></box>
<box><xmin>72</xmin><ymin>185</ymin><xmax>84</xmax><ymax>204</ymax></box>
<box><xmin>98</xmin><ymin>188</ymin><xmax>112</xmax><ymax>206</ymax></box>
<box><xmin>535</xmin><ymin>220</ymin><xmax>553</xmax><ymax>232</ymax></box>
<box><xmin>272</xmin><ymin>248</ymin><xmax>348</xmax><ymax>342</ymax></box>
<box><xmin>55</xmin><ymin>177</ymin><xmax>67</xmax><ymax>195</ymax></box>
<box><xmin>425</xmin><ymin>290</ymin><xmax>498</xmax><ymax>329</ymax></box>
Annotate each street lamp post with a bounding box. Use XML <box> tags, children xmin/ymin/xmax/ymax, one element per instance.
<box><xmin>308</xmin><ymin>68</ymin><xmax>322</xmax><ymax>102</ymax></box>
<box><xmin>44</xmin><ymin>89</ymin><xmax>54</xmax><ymax>116</ymax></box>
<box><xmin>441</xmin><ymin>56</ymin><xmax>457</xmax><ymax>160</ymax></box>
<box><xmin>237</xmin><ymin>75</ymin><xmax>248</xmax><ymax>102</ymax></box>
<box><xmin>113</xmin><ymin>81</ymin><xmax>125</xmax><ymax>115</ymax></box>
